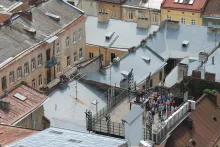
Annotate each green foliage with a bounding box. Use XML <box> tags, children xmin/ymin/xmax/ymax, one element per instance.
<box><xmin>203</xmin><ymin>89</ymin><xmax>216</xmax><ymax>95</ymax></box>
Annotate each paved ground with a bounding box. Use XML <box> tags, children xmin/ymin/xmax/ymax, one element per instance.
<box><xmin>44</xmin><ymin>80</ymin><xmax>107</xmax><ymax>132</ymax></box>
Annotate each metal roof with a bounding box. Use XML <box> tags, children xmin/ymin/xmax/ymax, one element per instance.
<box><xmin>123</xmin><ymin>0</ymin><xmax>163</xmax><ymax>10</ymax></box>
<box><xmin>7</xmin><ymin>127</ymin><xmax>128</xmax><ymax>147</ymax></box>
<box><xmin>86</xmin><ymin>46</ymin><xmax>167</xmax><ymax>86</ymax></box>
<box><xmin>123</xmin><ymin>105</ymin><xmax>144</xmax><ymax>125</ymax></box>
<box><xmin>146</xmin><ymin>22</ymin><xmax>220</xmax><ymax>60</ymax></box>
<box><xmin>86</xmin><ymin>16</ymin><xmax>159</xmax><ymax>49</ymax></box>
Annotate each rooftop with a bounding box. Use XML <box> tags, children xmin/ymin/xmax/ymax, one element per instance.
<box><xmin>7</xmin><ymin>127</ymin><xmax>128</xmax><ymax>147</ymax></box>
<box><xmin>203</xmin><ymin>0</ymin><xmax>220</xmax><ymax>18</ymax></box>
<box><xmin>86</xmin><ymin>16</ymin><xmax>159</xmax><ymax>49</ymax></box>
<box><xmin>161</xmin><ymin>0</ymin><xmax>207</xmax><ymax>12</ymax></box>
<box><xmin>95</xmin><ymin>0</ymin><xmax>124</xmax><ymax>4</ymax></box>
<box><xmin>146</xmin><ymin>21</ymin><xmax>220</xmax><ymax>60</ymax></box>
<box><xmin>165</xmin><ymin>95</ymin><xmax>220</xmax><ymax>147</ymax></box>
<box><xmin>86</xmin><ymin>46</ymin><xmax>166</xmax><ymax>86</ymax></box>
<box><xmin>0</xmin><ymin>0</ymin><xmax>17</xmax><ymax>8</ymax></box>
<box><xmin>0</xmin><ymin>83</ymin><xmax>48</xmax><ymax>125</ymax></box>
<box><xmin>0</xmin><ymin>0</ymin><xmax>83</xmax><ymax>65</ymax></box>
<box><xmin>123</xmin><ymin>0</ymin><xmax>163</xmax><ymax>10</ymax></box>
<box><xmin>0</xmin><ymin>124</ymin><xmax>37</xmax><ymax>146</ymax></box>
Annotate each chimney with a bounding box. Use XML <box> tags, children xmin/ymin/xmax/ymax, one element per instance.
<box><xmin>192</xmin><ymin>70</ymin><xmax>201</xmax><ymax>79</ymax></box>
<box><xmin>98</xmin><ymin>11</ymin><xmax>109</xmax><ymax>23</ymax></box>
<box><xmin>21</xmin><ymin>10</ymin><xmax>32</xmax><ymax>21</ymax></box>
<box><xmin>167</xmin><ymin>20</ymin><xmax>180</xmax><ymax>29</ymax></box>
<box><xmin>137</xmin><ymin>17</ymin><xmax>150</xmax><ymax>29</ymax></box>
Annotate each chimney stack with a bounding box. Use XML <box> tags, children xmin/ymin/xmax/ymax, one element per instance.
<box><xmin>21</xmin><ymin>10</ymin><xmax>32</xmax><ymax>21</ymax></box>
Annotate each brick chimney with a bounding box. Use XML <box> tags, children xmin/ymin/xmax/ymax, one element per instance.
<box><xmin>192</xmin><ymin>70</ymin><xmax>201</xmax><ymax>79</ymax></box>
<box><xmin>205</xmin><ymin>72</ymin><xmax>215</xmax><ymax>82</ymax></box>
<box><xmin>21</xmin><ymin>10</ymin><xmax>32</xmax><ymax>21</ymax></box>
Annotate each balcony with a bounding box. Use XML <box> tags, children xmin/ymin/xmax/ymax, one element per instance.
<box><xmin>46</xmin><ymin>58</ymin><xmax>57</xmax><ymax>68</ymax></box>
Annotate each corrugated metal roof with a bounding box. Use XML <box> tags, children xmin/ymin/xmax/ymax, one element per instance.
<box><xmin>165</xmin><ymin>95</ymin><xmax>220</xmax><ymax>147</ymax></box>
<box><xmin>7</xmin><ymin>127</ymin><xmax>128</xmax><ymax>147</ymax></box>
<box><xmin>0</xmin><ymin>124</ymin><xmax>37</xmax><ymax>146</ymax></box>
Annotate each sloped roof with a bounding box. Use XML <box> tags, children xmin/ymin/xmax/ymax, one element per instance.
<box><xmin>165</xmin><ymin>95</ymin><xmax>220</xmax><ymax>147</ymax></box>
<box><xmin>0</xmin><ymin>125</ymin><xmax>37</xmax><ymax>146</ymax></box>
<box><xmin>203</xmin><ymin>0</ymin><xmax>220</xmax><ymax>17</ymax></box>
<box><xmin>0</xmin><ymin>84</ymin><xmax>48</xmax><ymax>125</ymax></box>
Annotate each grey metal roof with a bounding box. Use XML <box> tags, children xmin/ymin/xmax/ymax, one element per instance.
<box><xmin>147</xmin><ymin>22</ymin><xmax>220</xmax><ymax>60</ymax></box>
<box><xmin>86</xmin><ymin>46</ymin><xmax>166</xmax><ymax>86</ymax></box>
<box><xmin>86</xmin><ymin>16</ymin><xmax>159</xmax><ymax>49</ymax></box>
<box><xmin>0</xmin><ymin>0</ymin><xmax>17</xmax><ymax>8</ymax></box>
<box><xmin>0</xmin><ymin>0</ymin><xmax>83</xmax><ymax>64</ymax></box>
<box><xmin>7</xmin><ymin>127</ymin><xmax>128</xmax><ymax>147</ymax></box>
<box><xmin>123</xmin><ymin>105</ymin><xmax>144</xmax><ymax>125</ymax></box>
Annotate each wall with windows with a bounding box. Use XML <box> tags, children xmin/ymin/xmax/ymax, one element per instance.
<box><xmin>161</xmin><ymin>9</ymin><xmax>202</xmax><ymax>25</ymax></box>
<box><xmin>85</xmin><ymin>45</ymin><xmax>128</xmax><ymax>66</ymax></box>
<box><xmin>98</xmin><ymin>2</ymin><xmax>121</xmax><ymax>19</ymax></box>
<box><xmin>0</xmin><ymin>15</ymin><xmax>86</xmax><ymax>94</ymax></box>
<box><xmin>122</xmin><ymin>7</ymin><xmax>161</xmax><ymax>25</ymax></box>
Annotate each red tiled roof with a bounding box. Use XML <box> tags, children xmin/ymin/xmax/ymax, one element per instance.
<box><xmin>0</xmin><ymin>84</ymin><xmax>47</xmax><ymax>125</ymax></box>
<box><xmin>0</xmin><ymin>124</ymin><xmax>37</xmax><ymax>146</ymax></box>
<box><xmin>203</xmin><ymin>0</ymin><xmax>220</xmax><ymax>17</ymax></box>
<box><xmin>165</xmin><ymin>96</ymin><xmax>220</xmax><ymax>147</ymax></box>
<box><xmin>161</xmin><ymin>0</ymin><xmax>207</xmax><ymax>12</ymax></box>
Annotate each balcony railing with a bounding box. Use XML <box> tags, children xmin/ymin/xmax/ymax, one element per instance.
<box><xmin>46</xmin><ymin>58</ymin><xmax>57</xmax><ymax>68</ymax></box>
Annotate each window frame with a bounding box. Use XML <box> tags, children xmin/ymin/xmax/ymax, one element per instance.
<box><xmin>128</xmin><ymin>12</ymin><xmax>134</xmax><ymax>20</ymax></box>
<box><xmin>9</xmin><ymin>71</ymin><xmax>14</xmax><ymax>85</ymax></box>
<box><xmin>56</xmin><ymin>42</ymin><xmax>60</xmax><ymax>54</ymax></box>
<box><xmin>89</xmin><ymin>52</ymin><xmax>94</xmax><ymax>59</ymax></box>
<box><xmin>31</xmin><ymin>58</ymin><xmax>36</xmax><ymax>72</ymax></box>
<box><xmin>38</xmin><ymin>54</ymin><xmax>42</xmax><ymax>67</ymax></box>
<box><xmin>39</xmin><ymin>75</ymin><xmax>43</xmax><ymax>87</ymax></box>
<box><xmin>67</xmin><ymin>56</ymin><xmax>71</xmax><ymax>67</ymax></box>
<box><xmin>66</xmin><ymin>36</ymin><xmax>70</xmax><ymax>47</ymax></box>
<box><xmin>74</xmin><ymin>52</ymin><xmax>77</xmax><ymax>62</ymax></box>
<box><xmin>57</xmin><ymin>62</ymin><xmax>61</xmax><ymax>73</ymax></box>
<box><xmin>1</xmin><ymin>76</ymin><xmax>7</xmax><ymax>90</ymax></box>
<box><xmin>32</xmin><ymin>79</ymin><xmax>36</xmax><ymax>88</ymax></box>
<box><xmin>73</xmin><ymin>32</ymin><xmax>77</xmax><ymax>44</ymax></box>
<box><xmin>180</xmin><ymin>17</ymin><xmax>185</xmax><ymax>24</ymax></box>
<box><xmin>24</xmin><ymin>62</ymin><xmax>29</xmax><ymax>76</ymax></box>
<box><xmin>17</xmin><ymin>66</ymin><xmax>22</xmax><ymax>80</ymax></box>
<box><xmin>79</xmin><ymin>48</ymin><xmax>83</xmax><ymax>60</ymax></box>
<box><xmin>79</xmin><ymin>29</ymin><xmax>83</xmax><ymax>41</ymax></box>
<box><xmin>191</xmin><ymin>19</ymin><xmax>196</xmax><ymax>25</ymax></box>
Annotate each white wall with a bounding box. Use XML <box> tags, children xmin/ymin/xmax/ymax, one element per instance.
<box><xmin>77</xmin><ymin>0</ymin><xmax>98</xmax><ymax>16</ymax></box>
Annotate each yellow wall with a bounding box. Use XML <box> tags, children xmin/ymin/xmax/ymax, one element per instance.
<box><xmin>161</xmin><ymin>9</ymin><xmax>202</xmax><ymax>25</ymax></box>
<box><xmin>122</xmin><ymin>7</ymin><xmax>161</xmax><ymax>25</ymax></box>
<box><xmin>86</xmin><ymin>44</ymin><xmax>128</xmax><ymax>66</ymax></box>
<box><xmin>98</xmin><ymin>2</ymin><xmax>121</xmax><ymax>19</ymax></box>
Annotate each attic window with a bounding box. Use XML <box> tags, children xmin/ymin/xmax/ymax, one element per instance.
<box><xmin>14</xmin><ymin>93</ymin><xmax>27</xmax><ymax>101</ymax></box>
<box><xmin>182</xmin><ymin>40</ymin><xmax>189</xmax><ymax>47</ymax></box>
<box><xmin>105</xmin><ymin>32</ymin><xmax>114</xmax><ymax>40</ymax></box>
<box><xmin>45</xmin><ymin>12</ymin><xmax>60</xmax><ymax>22</ymax></box>
<box><xmin>22</xmin><ymin>27</ymin><xmax>36</xmax><ymax>35</ymax></box>
<box><xmin>141</xmin><ymin>56</ymin><xmax>151</xmax><ymax>62</ymax></box>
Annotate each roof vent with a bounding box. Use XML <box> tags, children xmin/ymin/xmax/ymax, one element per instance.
<box><xmin>14</xmin><ymin>93</ymin><xmax>27</xmax><ymax>101</ymax></box>
<box><xmin>142</xmin><ymin>56</ymin><xmax>151</xmax><ymax>62</ymax></box>
<box><xmin>22</xmin><ymin>26</ymin><xmax>36</xmax><ymax>35</ymax></box>
<box><xmin>0</xmin><ymin>100</ymin><xmax>10</xmax><ymax>111</ymax></box>
<box><xmin>105</xmin><ymin>31</ymin><xmax>115</xmax><ymax>40</ymax></box>
<box><xmin>113</xmin><ymin>57</ymin><xmax>120</xmax><ymax>65</ymax></box>
<box><xmin>182</xmin><ymin>40</ymin><xmax>189</xmax><ymax>47</ymax></box>
<box><xmin>45</xmin><ymin>12</ymin><xmax>60</xmax><ymax>22</ymax></box>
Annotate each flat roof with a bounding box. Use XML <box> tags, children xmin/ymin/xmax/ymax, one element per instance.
<box><xmin>161</xmin><ymin>0</ymin><xmax>207</xmax><ymax>12</ymax></box>
<box><xmin>86</xmin><ymin>16</ymin><xmax>159</xmax><ymax>49</ymax></box>
<box><xmin>146</xmin><ymin>21</ymin><xmax>220</xmax><ymax>60</ymax></box>
<box><xmin>0</xmin><ymin>125</ymin><xmax>37</xmax><ymax>146</ymax></box>
<box><xmin>86</xmin><ymin>46</ymin><xmax>166</xmax><ymax>86</ymax></box>
<box><xmin>7</xmin><ymin>127</ymin><xmax>128</xmax><ymax>147</ymax></box>
<box><xmin>0</xmin><ymin>0</ymin><xmax>83</xmax><ymax>65</ymax></box>
<box><xmin>0</xmin><ymin>84</ymin><xmax>48</xmax><ymax>125</ymax></box>
<box><xmin>123</xmin><ymin>0</ymin><xmax>163</xmax><ymax>10</ymax></box>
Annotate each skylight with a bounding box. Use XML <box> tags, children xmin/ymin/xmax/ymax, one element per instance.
<box><xmin>14</xmin><ymin>93</ymin><xmax>27</xmax><ymax>101</ymax></box>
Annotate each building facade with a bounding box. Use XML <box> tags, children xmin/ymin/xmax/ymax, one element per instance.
<box><xmin>0</xmin><ymin>0</ymin><xmax>86</xmax><ymax>94</ymax></box>
<box><xmin>161</xmin><ymin>0</ymin><xmax>208</xmax><ymax>26</ymax></box>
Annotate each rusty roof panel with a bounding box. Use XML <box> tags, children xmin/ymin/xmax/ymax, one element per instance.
<box><xmin>165</xmin><ymin>96</ymin><xmax>220</xmax><ymax>147</ymax></box>
<box><xmin>0</xmin><ymin>84</ymin><xmax>47</xmax><ymax>125</ymax></box>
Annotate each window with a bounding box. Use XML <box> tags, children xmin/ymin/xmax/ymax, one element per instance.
<box><xmin>180</xmin><ymin>18</ymin><xmax>185</xmax><ymax>24</ymax></box>
<box><xmin>67</xmin><ymin>56</ymin><xmax>71</xmax><ymax>67</ymax></box>
<box><xmin>24</xmin><ymin>62</ymin><xmax>29</xmax><ymax>76</ymax></box>
<box><xmin>79</xmin><ymin>48</ymin><xmax>83</xmax><ymax>59</ymax></box>
<box><xmin>89</xmin><ymin>52</ymin><xmax>94</xmax><ymax>58</ymax></box>
<box><xmin>142</xmin><ymin>84</ymin><xmax>146</xmax><ymax>90</ymax></box>
<box><xmin>152</xmin><ymin>15</ymin><xmax>157</xmax><ymax>23</ymax></box>
<box><xmin>159</xmin><ymin>71</ymin><xmax>163</xmax><ymax>81</ymax></box>
<box><xmin>79</xmin><ymin>29</ymin><xmax>83</xmax><ymax>40</ymax></box>
<box><xmin>56</xmin><ymin>42</ymin><xmax>60</xmax><ymax>54</ymax></box>
<box><xmin>112</xmin><ymin>11</ymin><xmax>116</xmax><ymax>18</ymax></box>
<box><xmin>39</xmin><ymin>75</ymin><xmax>43</xmax><ymax>87</ymax></box>
<box><xmin>1</xmin><ymin>76</ymin><xmax>7</xmax><ymax>90</ymax></box>
<box><xmin>38</xmin><ymin>54</ymin><xmax>42</xmax><ymax>66</ymax></box>
<box><xmin>167</xmin><ymin>16</ymin><xmax>171</xmax><ymax>21</ymax></box>
<box><xmin>150</xmin><ymin>79</ymin><xmax>153</xmax><ymax>87</ymax></box>
<box><xmin>32</xmin><ymin>79</ymin><xmax>36</xmax><ymax>88</ymax></box>
<box><xmin>9</xmin><ymin>71</ymin><xmax>14</xmax><ymax>84</ymax></box>
<box><xmin>73</xmin><ymin>32</ymin><xmax>77</xmax><ymax>44</ymax></box>
<box><xmin>17</xmin><ymin>66</ymin><xmax>22</xmax><ymax>80</ymax></box>
<box><xmin>139</xmin><ymin>13</ymin><xmax>145</xmax><ymax>19</ymax></box>
<box><xmin>128</xmin><ymin>12</ymin><xmax>133</xmax><ymax>20</ymax></box>
<box><xmin>57</xmin><ymin>62</ymin><xmax>61</xmax><ymax>73</ymax></box>
<box><xmin>66</xmin><ymin>36</ymin><xmax>70</xmax><ymax>47</ymax></box>
<box><xmin>101</xmin><ymin>54</ymin><xmax>104</xmax><ymax>61</ymax></box>
<box><xmin>191</xmin><ymin>19</ymin><xmax>196</xmax><ymax>25</ymax></box>
<box><xmin>31</xmin><ymin>58</ymin><xmax>36</xmax><ymax>71</ymax></box>
<box><xmin>74</xmin><ymin>52</ymin><xmax>77</xmax><ymax>62</ymax></box>
<box><xmin>100</xmin><ymin>9</ymin><xmax>105</xmax><ymax>13</ymax></box>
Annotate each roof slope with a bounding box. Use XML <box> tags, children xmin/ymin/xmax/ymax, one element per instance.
<box><xmin>86</xmin><ymin>16</ymin><xmax>159</xmax><ymax>49</ymax></box>
<box><xmin>0</xmin><ymin>0</ymin><xmax>17</xmax><ymax>8</ymax></box>
<box><xmin>203</xmin><ymin>0</ymin><xmax>220</xmax><ymax>17</ymax></box>
<box><xmin>7</xmin><ymin>127</ymin><xmax>128</xmax><ymax>147</ymax></box>
<box><xmin>0</xmin><ymin>84</ymin><xmax>47</xmax><ymax>125</ymax></box>
<box><xmin>161</xmin><ymin>0</ymin><xmax>207</xmax><ymax>12</ymax></box>
<box><xmin>165</xmin><ymin>96</ymin><xmax>220</xmax><ymax>147</ymax></box>
<box><xmin>0</xmin><ymin>125</ymin><xmax>37</xmax><ymax>146</ymax></box>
